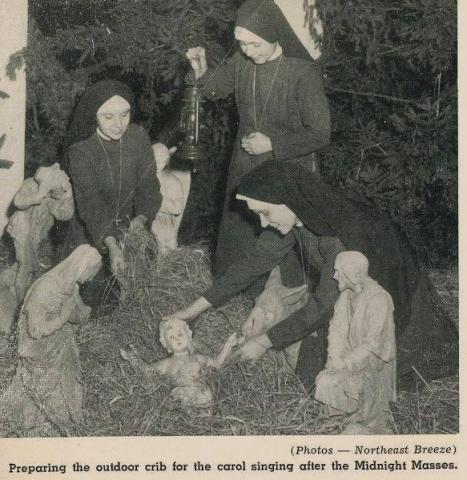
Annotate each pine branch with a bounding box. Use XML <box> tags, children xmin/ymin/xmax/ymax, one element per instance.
<box><xmin>327</xmin><ymin>86</ymin><xmax>420</xmax><ymax>105</ymax></box>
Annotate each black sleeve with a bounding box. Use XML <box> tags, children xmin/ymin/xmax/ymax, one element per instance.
<box><xmin>267</xmin><ymin>238</ymin><xmax>343</xmax><ymax>349</ymax></box>
<box><xmin>267</xmin><ymin>295</ymin><xmax>335</xmax><ymax>349</ymax></box>
<box><xmin>203</xmin><ymin>229</ymin><xmax>296</xmax><ymax>307</ymax></box>
<box><xmin>197</xmin><ymin>53</ymin><xmax>238</xmax><ymax>101</ymax></box>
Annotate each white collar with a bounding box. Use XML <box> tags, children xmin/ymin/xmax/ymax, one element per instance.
<box><xmin>96</xmin><ymin>128</ymin><xmax>112</xmax><ymax>141</ymax></box>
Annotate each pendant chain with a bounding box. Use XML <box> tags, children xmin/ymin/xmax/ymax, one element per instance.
<box><xmin>97</xmin><ymin>135</ymin><xmax>123</xmax><ymax>226</ymax></box>
<box><xmin>296</xmin><ymin>227</ymin><xmax>312</xmax><ymax>286</ymax></box>
<box><xmin>253</xmin><ymin>55</ymin><xmax>283</xmax><ymax>132</ymax></box>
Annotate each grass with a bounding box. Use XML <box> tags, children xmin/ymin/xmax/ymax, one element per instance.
<box><xmin>0</xmin><ymin>230</ymin><xmax>459</xmax><ymax>436</ymax></box>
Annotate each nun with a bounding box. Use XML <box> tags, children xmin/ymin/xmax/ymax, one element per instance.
<box><xmin>186</xmin><ymin>0</ymin><xmax>330</xmax><ymax>277</ymax></box>
<box><xmin>60</xmin><ymin>80</ymin><xmax>162</xmax><ymax>310</ymax></box>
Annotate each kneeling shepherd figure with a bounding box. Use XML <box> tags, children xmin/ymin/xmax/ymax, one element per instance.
<box><xmin>315</xmin><ymin>251</ymin><xmax>396</xmax><ymax>434</ymax></box>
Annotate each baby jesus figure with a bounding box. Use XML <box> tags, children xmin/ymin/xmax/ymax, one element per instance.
<box><xmin>121</xmin><ymin>319</ymin><xmax>240</xmax><ymax>408</ymax></box>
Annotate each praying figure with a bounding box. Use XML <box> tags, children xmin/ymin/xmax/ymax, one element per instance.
<box><xmin>315</xmin><ymin>251</ymin><xmax>396</xmax><ymax>434</ymax></box>
<box><xmin>6</xmin><ymin>163</ymin><xmax>74</xmax><ymax>301</ymax></box>
<box><xmin>121</xmin><ymin>319</ymin><xmax>239</xmax><ymax>408</ymax></box>
<box><xmin>0</xmin><ymin>245</ymin><xmax>102</xmax><ymax>435</ymax></box>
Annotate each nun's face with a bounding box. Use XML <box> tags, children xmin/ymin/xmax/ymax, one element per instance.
<box><xmin>245</xmin><ymin>198</ymin><xmax>298</xmax><ymax>235</ymax></box>
<box><xmin>234</xmin><ymin>27</ymin><xmax>277</xmax><ymax>64</ymax></box>
<box><xmin>96</xmin><ymin>95</ymin><xmax>131</xmax><ymax>140</ymax></box>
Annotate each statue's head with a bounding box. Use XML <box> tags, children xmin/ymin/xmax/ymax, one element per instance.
<box><xmin>159</xmin><ymin>318</ymin><xmax>193</xmax><ymax>353</ymax></box>
<box><xmin>34</xmin><ymin>162</ymin><xmax>61</xmax><ymax>184</ymax></box>
<box><xmin>152</xmin><ymin>143</ymin><xmax>177</xmax><ymax>172</ymax></box>
<box><xmin>333</xmin><ymin>251</ymin><xmax>369</xmax><ymax>293</ymax></box>
<box><xmin>34</xmin><ymin>163</ymin><xmax>71</xmax><ymax>198</ymax></box>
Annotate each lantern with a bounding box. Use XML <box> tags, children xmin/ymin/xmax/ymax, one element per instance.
<box><xmin>169</xmin><ymin>85</ymin><xmax>204</xmax><ymax>172</ymax></box>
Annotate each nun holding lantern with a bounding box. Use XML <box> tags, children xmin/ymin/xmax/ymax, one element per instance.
<box><xmin>186</xmin><ymin>0</ymin><xmax>330</xmax><ymax>278</ymax></box>
<box><xmin>60</xmin><ymin>80</ymin><xmax>162</xmax><ymax>310</ymax></box>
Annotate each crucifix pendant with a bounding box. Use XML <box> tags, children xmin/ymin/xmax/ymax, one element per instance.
<box><xmin>113</xmin><ymin>217</ymin><xmax>122</xmax><ymax>227</ymax></box>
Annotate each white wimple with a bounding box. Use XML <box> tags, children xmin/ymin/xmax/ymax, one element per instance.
<box><xmin>274</xmin><ymin>0</ymin><xmax>323</xmax><ymax>60</ymax></box>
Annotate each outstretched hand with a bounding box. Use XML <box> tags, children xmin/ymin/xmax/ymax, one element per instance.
<box><xmin>223</xmin><ymin>332</ymin><xmax>245</xmax><ymax>356</ymax></box>
<box><xmin>104</xmin><ymin>236</ymin><xmax>126</xmax><ymax>276</ymax></box>
<box><xmin>163</xmin><ymin>297</ymin><xmax>212</xmax><ymax>324</ymax></box>
<box><xmin>110</xmin><ymin>249</ymin><xmax>126</xmax><ymax>276</ymax></box>
<box><xmin>230</xmin><ymin>333</ymin><xmax>271</xmax><ymax>364</ymax></box>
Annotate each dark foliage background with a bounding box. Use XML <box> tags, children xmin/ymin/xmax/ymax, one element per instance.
<box><xmin>11</xmin><ymin>0</ymin><xmax>457</xmax><ymax>266</ymax></box>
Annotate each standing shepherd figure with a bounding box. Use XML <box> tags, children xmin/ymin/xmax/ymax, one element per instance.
<box><xmin>186</xmin><ymin>0</ymin><xmax>330</xmax><ymax>277</ymax></box>
<box><xmin>60</xmin><ymin>80</ymin><xmax>162</xmax><ymax>311</ymax></box>
<box><xmin>0</xmin><ymin>245</ymin><xmax>101</xmax><ymax>435</ymax></box>
<box><xmin>315</xmin><ymin>251</ymin><xmax>396</xmax><ymax>434</ymax></box>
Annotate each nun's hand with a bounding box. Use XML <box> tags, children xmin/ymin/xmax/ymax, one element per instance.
<box><xmin>186</xmin><ymin>47</ymin><xmax>208</xmax><ymax>80</ymax></box>
<box><xmin>109</xmin><ymin>246</ymin><xmax>126</xmax><ymax>276</ymax></box>
<box><xmin>231</xmin><ymin>333</ymin><xmax>272</xmax><ymax>363</ymax></box>
<box><xmin>241</xmin><ymin>132</ymin><xmax>272</xmax><ymax>155</ymax></box>
<box><xmin>129</xmin><ymin>215</ymin><xmax>147</xmax><ymax>233</ymax></box>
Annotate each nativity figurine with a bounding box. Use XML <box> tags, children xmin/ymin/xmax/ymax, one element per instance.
<box><xmin>0</xmin><ymin>245</ymin><xmax>102</xmax><ymax>435</ymax></box>
<box><xmin>314</xmin><ymin>251</ymin><xmax>396</xmax><ymax>434</ymax></box>
<box><xmin>121</xmin><ymin>318</ymin><xmax>239</xmax><ymax>408</ymax></box>
<box><xmin>6</xmin><ymin>162</ymin><xmax>74</xmax><ymax>301</ymax></box>
<box><xmin>240</xmin><ymin>265</ymin><xmax>309</xmax><ymax>369</ymax></box>
<box><xmin>151</xmin><ymin>143</ymin><xmax>191</xmax><ymax>256</ymax></box>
